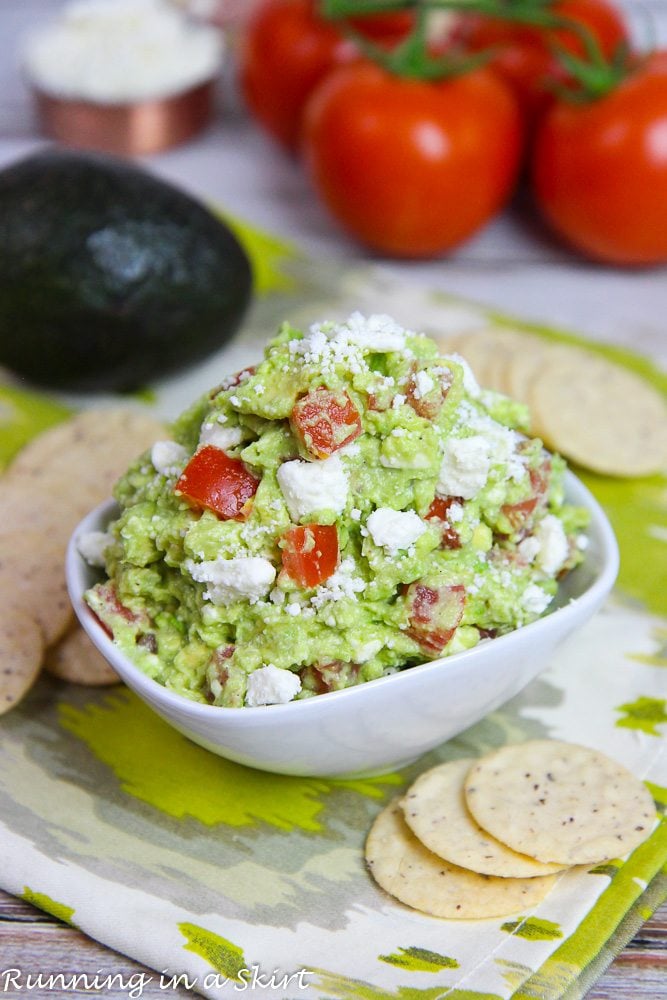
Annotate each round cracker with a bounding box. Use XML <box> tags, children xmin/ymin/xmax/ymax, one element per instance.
<box><xmin>45</xmin><ymin>627</ymin><xmax>120</xmax><ymax>686</ymax></box>
<box><xmin>365</xmin><ymin>798</ymin><xmax>557</xmax><ymax>919</ymax></box>
<box><xmin>0</xmin><ymin>478</ymin><xmax>85</xmax><ymax>547</ymax></box>
<box><xmin>0</xmin><ymin>530</ymin><xmax>74</xmax><ymax>645</ymax></box>
<box><xmin>0</xmin><ymin>608</ymin><xmax>44</xmax><ymax>715</ymax></box>
<box><xmin>439</xmin><ymin>327</ymin><xmax>539</xmax><ymax>395</ymax></box>
<box><xmin>529</xmin><ymin>355</ymin><xmax>667</xmax><ymax>477</ymax></box>
<box><xmin>401</xmin><ymin>758</ymin><xmax>567</xmax><ymax>878</ymax></box>
<box><xmin>8</xmin><ymin>406</ymin><xmax>166</xmax><ymax>485</ymax></box>
<box><xmin>464</xmin><ymin>740</ymin><xmax>657</xmax><ymax>866</ymax></box>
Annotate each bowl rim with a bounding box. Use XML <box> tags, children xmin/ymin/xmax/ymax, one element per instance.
<box><xmin>66</xmin><ymin>469</ymin><xmax>619</xmax><ymax>725</ymax></box>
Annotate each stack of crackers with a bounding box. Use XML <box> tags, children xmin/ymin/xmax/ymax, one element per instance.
<box><xmin>366</xmin><ymin>740</ymin><xmax>656</xmax><ymax>919</ymax></box>
<box><xmin>0</xmin><ymin>407</ymin><xmax>167</xmax><ymax>714</ymax></box>
<box><xmin>437</xmin><ymin>329</ymin><xmax>667</xmax><ymax>479</ymax></box>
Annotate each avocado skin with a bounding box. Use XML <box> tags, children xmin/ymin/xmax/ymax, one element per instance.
<box><xmin>0</xmin><ymin>150</ymin><xmax>253</xmax><ymax>391</ymax></box>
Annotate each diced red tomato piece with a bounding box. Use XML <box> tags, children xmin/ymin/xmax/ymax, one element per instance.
<box><xmin>291</xmin><ymin>387</ymin><xmax>362</xmax><ymax>457</ymax></box>
<box><xmin>501</xmin><ymin>459</ymin><xmax>551</xmax><ymax>531</ymax></box>
<box><xmin>299</xmin><ymin>659</ymin><xmax>361</xmax><ymax>695</ymax></box>
<box><xmin>406</xmin><ymin>365</ymin><xmax>452</xmax><ymax>419</ymax></box>
<box><xmin>174</xmin><ymin>445</ymin><xmax>259</xmax><ymax>520</ymax></box>
<box><xmin>281</xmin><ymin>523</ymin><xmax>339</xmax><ymax>588</ymax></box>
<box><xmin>425</xmin><ymin>495</ymin><xmax>464</xmax><ymax>550</ymax></box>
<box><xmin>405</xmin><ymin>582</ymin><xmax>466</xmax><ymax>655</ymax></box>
<box><xmin>90</xmin><ymin>582</ymin><xmax>148</xmax><ymax>637</ymax></box>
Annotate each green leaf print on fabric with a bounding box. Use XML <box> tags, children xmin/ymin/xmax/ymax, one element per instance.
<box><xmin>510</xmin><ymin>821</ymin><xmax>667</xmax><ymax>1000</ymax></box>
<box><xmin>629</xmin><ymin>627</ymin><xmax>667</xmax><ymax>668</ymax></box>
<box><xmin>59</xmin><ymin>689</ymin><xmax>400</xmax><ymax>830</ymax></box>
<box><xmin>580</xmin><ymin>473</ymin><xmax>667</xmax><ymax>618</ymax></box>
<box><xmin>311</xmin><ymin>970</ymin><xmax>501</xmax><ymax>1000</ymax></box>
<box><xmin>379</xmin><ymin>947</ymin><xmax>459</xmax><ymax>972</ymax></box>
<box><xmin>220</xmin><ymin>214</ymin><xmax>298</xmax><ymax>297</ymax></box>
<box><xmin>615</xmin><ymin>696</ymin><xmax>667</xmax><ymax>736</ymax></box>
<box><xmin>646</xmin><ymin>782</ymin><xmax>667</xmax><ymax>815</ymax></box>
<box><xmin>21</xmin><ymin>887</ymin><xmax>75</xmax><ymax>926</ymax></box>
<box><xmin>179</xmin><ymin>922</ymin><xmax>245</xmax><ymax>979</ymax></box>
<box><xmin>0</xmin><ymin>386</ymin><xmax>71</xmax><ymax>470</ymax></box>
<box><xmin>500</xmin><ymin>916</ymin><xmax>564</xmax><ymax>941</ymax></box>
<box><xmin>588</xmin><ymin>860</ymin><xmax>624</xmax><ymax>877</ymax></box>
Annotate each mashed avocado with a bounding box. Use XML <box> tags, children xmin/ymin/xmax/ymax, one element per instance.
<box><xmin>84</xmin><ymin>314</ymin><xmax>589</xmax><ymax>707</ymax></box>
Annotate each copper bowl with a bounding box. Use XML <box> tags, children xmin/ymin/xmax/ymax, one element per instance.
<box><xmin>33</xmin><ymin>79</ymin><xmax>216</xmax><ymax>156</ymax></box>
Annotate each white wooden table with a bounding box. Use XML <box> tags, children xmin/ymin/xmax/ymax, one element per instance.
<box><xmin>0</xmin><ymin>2</ymin><xmax>665</xmax><ymax>997</ymax></box>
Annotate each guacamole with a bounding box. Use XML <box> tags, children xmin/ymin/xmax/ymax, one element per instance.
<box><xmin>84</xmin><ymin>314</ymin><xmax>589</xmax><ymax>707</ymax></box>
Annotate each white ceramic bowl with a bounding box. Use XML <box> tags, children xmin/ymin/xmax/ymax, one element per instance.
<box><xmin>66</xmin><ymin>472</ymin><xmax>618</xmax><ymax>778</ymax></box>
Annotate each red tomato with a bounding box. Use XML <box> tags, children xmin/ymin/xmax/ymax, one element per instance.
<box><xmin>240</xmin><ymin>0</ymin><xmax>349</xmax><ymax>151</ymax></box>
<box><xmin>532</xmin><ymin>53</ymin><xmax>667</xmax><ymax>265</ymax></box>
<box><xmin>291</xmin><ymin>387</ymin><xmax>362</xmax><ymax>457</ymax></box>
<box><xmin>455</xmin><ymin>0</ymin><xmax>629</xmax><ymax>126</ymax></box>
<box><xmin>174</xmin><ymin>445</ymin><xmax>259</xmax><ymax>519</ymax></box>
<box><xmin>501</xmin><ymin>460</ymin><xmax>550</xmax><ymax>531</ymax></box>
<box><xmin>281</xmin><ymin>524</ymin><xmax>339</xmax><ymax>587</ymax></box>
<box><xmin>405</xmin><ymin>582</ymin><xmax>466</xmax><ymax>654</ymax></box>
<box><xmin>405</xmin><ymin>365</ymin><xmax>453</xmax><ymax>419</ymax></box>
<box><xmin>347</xmin><ymin>10</ymin><xmax>414</xmax><ymax>45</ymax></box>
<box><xmin>425</xmin><ymin>495</ymin><xmax>464</xmax><ymax>549</ymax></box>
<box><xmin>302</xmin><ymin>61</ymin><xmax>523</xmax><ymax>257</ymax></box>
<box><xmin>239</xmin><ymin>0</ymin><xmax>413</xmax><ymax>152</ymax></box>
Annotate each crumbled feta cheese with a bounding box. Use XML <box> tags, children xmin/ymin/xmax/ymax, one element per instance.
<box><xmin>391</xmin><ymin>393</ymin><xmax>407</xmax><ymax>409</ymax></box>
<box><xmin>522</xmin><ymin>583</ymin><xmax>553</xmax><ymax>616</ymax></box>
<box><xmin>198</xmin><ymin>422</ymin><xmax>243</xmax><ymax>451</ymax></box>
<box><xmin>412</xmin><ymin>370</ymin><xmax>435</xmax><ymax>399</ymax></box>
<box><xmin>442</xmin><ymin>352</ymin><xmax>481</xmax><ymax>397</ymax></box>
<box><xmin>285</xmin><ymin>602</ymin><xmax>302</xmax><ymax>617</ymax></box>
<box><xmin>229</xmin><ymin>395</ymin><xmax>241</xmax><ymax>407</ymax></box>
<box><xmin>350</xmin><ymin>508</ymin><xmax>362</xmax><ymax>521</ymax></box>
<box><xmin>254</xmin><ymin>383</ymin><xmax>265</xmax><ymax>395</ymax></box>
<box><xmin>353</xmin><ymin>639</ymin><xmax>383</xmax><ymax>663</ymax></box>
<box><xmin>277</xmin><ymin>454</ymin><xmax>348</xmax><ymax>520</ymax></box>
<box><xmin>534</xmin><ymin>514</ymin><xmax>569</xmax><ymax>575</ymax></box>
<box><xmin>447</xmin><ymin>502</ymin><xmax>464</xmax><ymax>524</ymax></box>
<box><xmin>77</xmin><ymin>530</ymin><xmax>112</xmax><ymax>567</ymax></box>
<box><xmin>518</xmin><ymin>535</ymin><xmax>541</xmax><ymax>563</ymax></box>
<box><xmin>151</xmin><ymin>440</ymin><xmax>188</xmax><ymax>477</ymax></box>
<box><xmin>437</xmin><ymin>436</ymin><xmax>492</xmax><ymax>500</ymax></box>
<box><xmin>185</xmin><ymin>556</ymin><xmax>276</xmax><ymax>606</ymax></box>
<box><xmin>269</xmin><ymin>587</ymin><xmax>286</xmax><ymax>606</ymax></box>
<box><xmin>245</xmin><ymin>665</ymin><xmax>301</xmax><ymax>706</ymax></box>
<box><xmin>288</xmin><ymin>312</ymin><xmax>408</xmax><ymax>377</ymax></box>
<box><xmin>23</xmin><ymin>0</ymin><xmax>223</xmax><ymax>104</ymax></box>
<box><xmin>310</xmin><ymin>557</ymin><xmax>366</xmax><ymax>608</ymax></box>
<box><xmin>367</xmin><ymin>508</ymin><xmax>426</xmax><ymax>555</ymax></box>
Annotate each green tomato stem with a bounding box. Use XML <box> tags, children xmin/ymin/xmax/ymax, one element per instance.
<box><xmin>320</xmin><ymin>0</ymin><xmax>634</xmax><ymax>98</ymax></box>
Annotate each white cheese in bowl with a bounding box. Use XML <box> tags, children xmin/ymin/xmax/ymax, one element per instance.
<box><xmin>23</xmin><ymin>0</ymin><xmax>224</xmax><ymax>104</ymax></box>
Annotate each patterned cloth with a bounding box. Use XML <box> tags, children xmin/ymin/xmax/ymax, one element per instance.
<box><xmin>1</xmin><ymin>257</ymin><xmax>665</xmax><ymax>999</ymax></box>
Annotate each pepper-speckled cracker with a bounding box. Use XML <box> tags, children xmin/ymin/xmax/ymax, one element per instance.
<box><xmin>464</xmin><ymin>740</ymin><xmax>657</xmax><ymax>866</ymax></box>
<box><xmin>401</xmin><ymin>758</ymin><xmax>567</xmax><ymax>878</ymax></box>
<box><xmin>0</xmin><ymin>531</ymin><xmax>74</xmax><ymax>645</ymax></box>
<box><xmin>45</xmin><ymin>627</ymin><xmax>120</xmax><ymax>686</ymax></box>
<box><xmin>9</xmin><ymin>406</ymin><xmax>167</xmax><ymax>484</ymax></box>
<box><xmin>365</xmin><ymin>798</ymin><xmax>557</xmax><ymax>919</ymax></box>
<box><xmin>530</xmin><ymin>356</ymin><xmax>667</xmax><ymax>478</ymax></box>
<box><xmin>0</xmin><ymin>608</ymin><xmax>44</xmax><ymax>715</ymax></box>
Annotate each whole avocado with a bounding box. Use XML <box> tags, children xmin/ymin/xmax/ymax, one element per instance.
<box><xmin>0</xmin><ymin>150</ymin><xmax>253</xmax><ymax>391</ymax></box>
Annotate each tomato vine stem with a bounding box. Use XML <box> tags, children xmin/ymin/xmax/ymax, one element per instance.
<box><xmin>320</xmin><ymin>0</ymin><xmax>634</xmax><ymax>98</ymax></box>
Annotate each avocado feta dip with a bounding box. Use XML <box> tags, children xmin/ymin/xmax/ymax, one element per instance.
<box><xmin>84</xmin><ymin>313</ymin><xmax>589</xmax><ymax>707</ymax></box>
